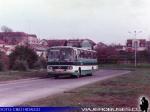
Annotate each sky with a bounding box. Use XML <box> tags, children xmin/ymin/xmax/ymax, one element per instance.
<box><xmin>0</xmin><ymin>0</ymin><xmax>150</xmax><ymax>44</ymax></box>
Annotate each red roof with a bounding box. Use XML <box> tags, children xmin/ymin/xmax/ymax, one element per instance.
<box><xmin>46</xmin><ymin>39</ymin><xmax>96</xmax><ymax>48</ymax></box>
<box><xmin>28</xmin><ymin>34</ymin><xmax>37</xmax><ymax>38</ymax></box>
<box><xmin>47</xmin><ymin>40</ymin><xmax>67</xmax><ymax>47</ymax></box>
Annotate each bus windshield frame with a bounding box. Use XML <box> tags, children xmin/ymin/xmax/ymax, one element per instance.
<box><xmin>48</xmin><ymin>47</ymin><xmax>75</xmax><ymax>62</ymax></box>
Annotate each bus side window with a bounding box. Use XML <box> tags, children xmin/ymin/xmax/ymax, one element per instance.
<box><xmin>88</xmin><ymin>52</ymin><xmax>90</xmax><ymax>59</ymax></box>
<box><xmin>77</xmin><ymin>50</ymin><xmax>81</xmax><ymax>58</ymax></box>
<box><xmin>90</xmin><ymin>52</ymin><xmax>92</xmax><ymax>59</ymax></box>
<box><xmin>80</xmin><ymin>50</ymin><xmax>84</xmax><ymax>58</ymax></box>
<box><xmin>77</xmin><ymin>50</ymin><xmax>81</xmax><ymax>59</ymax></box>
<box><xmin>92</xmin><ymin>52</ymin><xmax>95</xmax><ymax>59</ymax></box>
<box><xmin>74</xmin><ymin>50</ymin><xmax>77</xmax><ymax>61</ymax></box>
<box><xmin>94</xmin><ymin>52</ymin><xmax>97</xmax><ymax>59</ymax></box>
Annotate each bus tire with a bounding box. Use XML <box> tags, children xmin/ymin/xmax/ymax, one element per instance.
<box><xmin>74</xmin><ymin>67</ymin><xmax>81</xmax><ymax>78</ymax></box>
<box><xmin>47</xmin><ymin>73</ymin><xmax>54</xmax><ymax>78</ymax></box>
<box><xmin>87</xmin><ymin>67</ymin><xmax>94</xmax><ymax>76</ymax></box>
<box><xmin>78</xmin><ymin>67</ymin><xmax>82</xmax><ymax>77</ymax></box>
<box><xmin>79</xmin><ymin>67</ymin><xmax>81</xmax><ymax>74</ymax></box>
<box><xmin>54</xmin><ymin>75</ymin><xmax>59</xmax><ymax>79</ymax></box>
<box><xmin>88</xmin><ymin>73</ymin><xmax>93</xmax><ymax>76</ymax></box>
<box><xmin>71</xmin><ymin>74</ymin><xmax>79</xmax><ymax>78</ymax></box>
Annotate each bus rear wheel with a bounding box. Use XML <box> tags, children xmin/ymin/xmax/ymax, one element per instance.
<box><xmin>87</xmin><ymin>67</ymin><xmax>94</xmax><ymax>76</ymax></box>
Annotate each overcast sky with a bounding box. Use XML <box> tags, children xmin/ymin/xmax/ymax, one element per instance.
<box><xmin>0</xmin><ymin>0</ymin><xmax>150</xmax><ymax>44</ymax></box>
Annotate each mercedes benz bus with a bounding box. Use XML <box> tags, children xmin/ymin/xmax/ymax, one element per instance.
<box><xmin>47</xmin><ymin>46</ymin><xmax>97</xmax><ymax>78</ymax></box>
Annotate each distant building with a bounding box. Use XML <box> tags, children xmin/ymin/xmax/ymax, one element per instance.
<box><xmin>46</xmin><ymin>39</ymin><xmax>95</xmax><ymax>50</ymax></box>
<box><xmin>0</xmin><ymin>32</ymin><xmax>96</xmax><ymax>58</ymax></box>
<box><xmin>0</xmin><ymin>32</ymin><xmax>46</xmax><ymax>56</ymax></box>
<box><xmin>47</xmin><ymin>39</ymin><xmax>67</xmax><ymax>47</ymax></box>
<box><xmin>94</xmin><ymin>42</ymin><xmax>107</xmax><ymax>50</ymax></box>
<box><xmin>67</xmin><ymin>39</ymin><xmax>96</xmax><ymax>49</ymax></box>
<box><xmin>113</xmin><ymin>44</ymin><xmax>126</xmax><ymax>51</ymax></box>
<box><xmin>0</xmin><ymin>32</ymin><xmax>28</xmax><ymax>46</ymax></box>
<box><xmin>0</xmin><ymin>32</ymin><xmax>28</xmax><ymax>55</ymax></box>
<box><xmin>126</xmin><ymin>39</ymin><xmax>146</xmax><ymax>52</ymax></box>
<box><xmin>27</xmin><ymin>34</ymin><xmax>39</xmax><ymax>45</ymax></box>
<box><xmin>67</xmin><ymin>39</ymin><xmax>81</xmax><ymax>47</ymax></box>
<box><xmin>146</xmin><ymin>41</ymin><xmax>150</xmax><ymax>51</ymax></box>
<box><xmin>39</xmin><ymin>39</ymin><xmax>48</xmax><ymax>47</ymax></box>
<box><xmin>29</xmin><ymin>44</ymin><xmax>48</xmax><ymax>58</ymax></box>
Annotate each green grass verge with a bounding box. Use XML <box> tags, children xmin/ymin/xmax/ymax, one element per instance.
<box><xmin>21</xmin><ymin>68</ymin><xmax>150</xmax><ymax>107</ymax></box>
<box><xmin>99</xmin><ymin>63</ymin><xmax>150</xmax><ymax>69</ymax></box>
<box><xmin>0</xmin><ymin>69</ymin><xmax>47</xmax><ymax>81</ymax></box>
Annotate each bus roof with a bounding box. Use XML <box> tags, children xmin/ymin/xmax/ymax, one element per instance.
<box><xmin>48</xmin><ymin>46</ymin><xmax>96</xmax><ymax>52</ymax></box>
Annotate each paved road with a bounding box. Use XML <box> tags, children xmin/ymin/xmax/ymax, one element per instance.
<box><xmin>0</xmin><ymin>69</ymin><xmax>130</xmax><ymax>106</ymax></box>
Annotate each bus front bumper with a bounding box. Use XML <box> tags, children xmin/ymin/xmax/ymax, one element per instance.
<box><xmin>47</xmin><ymin>70</ymin><xmax>78</xmax><ymax>77</ymax></box>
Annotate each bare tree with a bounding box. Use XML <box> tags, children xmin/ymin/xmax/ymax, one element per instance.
<box><xmin>1</xmin><ymin>25</ymin><xmax>13</xmax><ymax>32</ymax></box>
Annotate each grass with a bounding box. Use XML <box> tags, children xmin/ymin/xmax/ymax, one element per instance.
<box><xmin>0</xmin><ymin>69</ymin><xmax>47</xmax><ymax>81</ymax></box>
<box><xmin>21</xmin><ymin>68</ymin><xmax>150</xmax><ymax>108</ymax></box>
<box><xmin>99</xmin><ymin>63</ymin><xmax>150</xmax><ymax>70</ymax></box>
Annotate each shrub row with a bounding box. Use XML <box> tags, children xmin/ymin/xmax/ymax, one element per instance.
<box><xmin>0</xmin><ymin>46</ymin><xmax>47</xmax><ymax>71</ymax></box>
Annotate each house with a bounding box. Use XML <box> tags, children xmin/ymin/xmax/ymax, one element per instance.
<box><xmin>0</xmin><ymin>32</ymin><xmax>27</xmax><ymax>55</ymax></box>
<box><xmin>27</xmin><ymin>34</ymin><xmax>39</xmax><ymax>45</ymax></box>
<box><xmin>29</xmin><ymin>44</ymin><xmax>48</xmax><ymax>58</ymax></box>
<box><xmin>0</xmin><ymin>32</ymin><xmax>42</xmax><ymax>55</ymax></box>
<box><xmin>39</xmin><ymin>39</ymin><xmax>48</xmax><ymax>47</ymax></box>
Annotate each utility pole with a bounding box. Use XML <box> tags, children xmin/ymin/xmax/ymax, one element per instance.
<box><xmin>128</xmin><ymin>30</ymin><xmax>142</xmax><ymax>67</ymax></box>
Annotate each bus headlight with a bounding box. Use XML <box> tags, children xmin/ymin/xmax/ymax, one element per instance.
<box><xmin>68</xmin><ymin>66</ymin><xmax>73</xmax><ymax>70</ymax></box>
<box><xmin>47</xmin><ymin>66</ymin><xmax>52</xmax><ymax>70</ymax></box>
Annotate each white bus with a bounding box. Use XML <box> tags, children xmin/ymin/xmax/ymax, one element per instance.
<box><xmin>47</xmin><ymin>46</ymin><xmax>98</xmax><ymax>78</ymax></box>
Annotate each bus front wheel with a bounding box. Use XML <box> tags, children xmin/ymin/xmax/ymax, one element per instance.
<box><xmin>54</xmin><ymin>75</ymin><xmax>59</xmax><ymax>79</ymax></box>
<box><xmin>78</xmin><ymin>67</ymin><xmax>82</xmax><ymax>78</ymax></box>
<box><xmin>75</xmin><ymin>67</ymin><xmax>81</xmax><ymax>78</ymax></box>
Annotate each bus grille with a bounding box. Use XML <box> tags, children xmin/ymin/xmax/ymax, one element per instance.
<box><xmin>52</xmin><ymin>66</ymin><xmax>68</xmax><ymax>69</ymax></box>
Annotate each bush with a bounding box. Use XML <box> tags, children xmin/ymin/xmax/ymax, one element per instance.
<box><xmin>0</xmin><ymin>61</ymin><xmax>4</xmax><ymax>71</ymax></box>
<box><xmin>0</xmin><ymin>51</ymin><xmax>9</xmax><ymax>71</ymax></box>
<box><xmin>9</xmin><ymin>46</ymin><xmax>38</xmax><ymax>70</ymax></box>
<box><xmin>34</xmin><ymin>57</ymin><xmax>47</xmax><ymax>69</ymax></box>
<box><xmin>12</xmin><ymin>60</ymin><xmax>29</xmax><ymax>71</ymax></box>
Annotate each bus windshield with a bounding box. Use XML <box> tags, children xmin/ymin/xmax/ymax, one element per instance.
<box><xmin>48</xmin><ymin>48</ymin><xmax>75</xmax><ymax>62</ymax></box>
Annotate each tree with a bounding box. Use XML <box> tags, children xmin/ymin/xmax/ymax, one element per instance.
<box><xmin>95</xmin><ymin>43</ymin><xmax>119</xmax><ymax>64</ymax></box>
<box><xmin>1</xmin><ymin>25</ymin><xmax>13</xmax><ymax>32</ymax></box>
<box><xmin>34</xmin><ymin>56</ymin><xmax>47</xmax><ymax>69</ymax></box>
<box><xmin>137</xmin><ymin>50</ymin><xmax>150</xmax><ymax>63</ymax></box>
<box><xmin>9</xmin><ymin>46</ymin><xmax>38</xmax><ymax>70</ymax></box>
